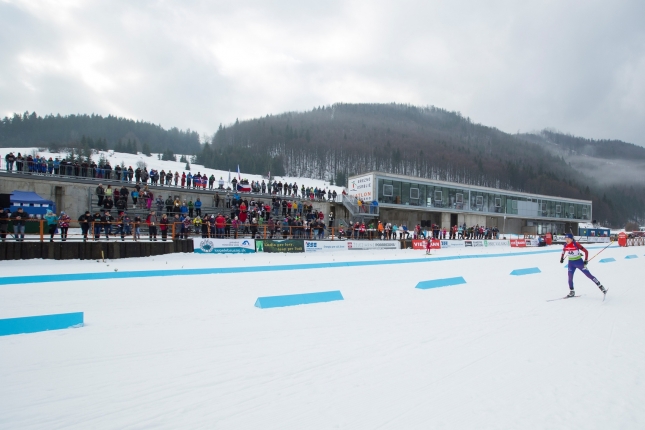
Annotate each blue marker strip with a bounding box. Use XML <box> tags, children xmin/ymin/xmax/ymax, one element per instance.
<box><xmin>416</xmin><ymin>276</ymin><xmax>467</xmax><ymax>289</ymax></box>
<box><xmin>0</xmin><ymin>246</ymin><xmax>613</xmax><ymax>286</ymax></box>
<box><xmin>510</xmin><ymin>267</ymin><xmax>542</xmax><ymax>276</ymax></box>
<box><xmin>625</xmin><ymin>255</ymin><xmax>638</xmax><ymax>259</ymax></box>
<box><xmin>599</xmin><ymin>258</ymin><xmax>616</xmax><ymax>263</ymax></box>
<box><xmin>0</xmin><ymin>312</ymin><xmax>83</xmax><ymax>336</ymax></box>
<box><xmin>255</xmin><ymin>291</ymin><xmax>343</xmax><ymax>309</ymax></box>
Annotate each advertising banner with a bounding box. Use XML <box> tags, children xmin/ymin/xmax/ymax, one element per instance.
<box><xmin>440</xmin><ymin>240</ymin><xmax>464</xmax><ymax>248</ymax></box>
<box><xmin>510</xmin><ymin>239</ymin><xmax>526</xmax><ymax>248</ymax></box>
<box><xmin>348</xmin><ymin>175</ymin><xmax>373</xmax><ymax>202</ymax></box>
<box><xmin>256</xmin><ymin>239</ymin><xmax>305</xmax><ymax>253</ymax></box>
<box><xmin>412</xmin><ymin>239</ymin><xmax>441</xmax><ymax>250</ymax></box>
<box><xmin>194</xmin><ymin>238</ymin><xmax>256</xmax><ymax>254</ymax></box>
<box><xmin>304</xmin><ymin>241</ymin><xmax>349</xmax><ymax>253</ymax></box>
<box><xmin>525</xmin><ymin>238</ymin><xmax>540</xmax><ymax>247</ymax></box>
<box><xmin>346</xmin><ymin>240</ymin><xmax>401</xmax><ymax>250</ymax></box>
<box><xmin>440</xmin><ymin>240</ymin><xmax>510</xmax><ymax>248</ymax></box>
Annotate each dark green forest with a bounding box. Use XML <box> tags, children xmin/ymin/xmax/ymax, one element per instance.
<box><xmin>197</xmin><ymin>103</ymin><xmax>645</xmax><ymax>226</ymax></box>
<box><xmin>0</xmin><ymin>112</ymin><xmax>201</xmax><ymax>155</ymax></box>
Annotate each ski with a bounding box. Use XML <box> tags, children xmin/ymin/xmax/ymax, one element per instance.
<box><xmin>547</xmin><ymin>295</ymin><xmax>582</xmax><ymax>302</ymax></box>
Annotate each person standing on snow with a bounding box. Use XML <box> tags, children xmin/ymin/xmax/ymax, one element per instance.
<box><xmin>560</xmin><ymin>233</ymin><xmax>607</xmax><ymax>297</ymax></box>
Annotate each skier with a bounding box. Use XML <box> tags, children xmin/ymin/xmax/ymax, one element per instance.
<box><xmin>560</xmin><ymin>233</ymin><xmax>607</xmax><ymax>297</ymax></box>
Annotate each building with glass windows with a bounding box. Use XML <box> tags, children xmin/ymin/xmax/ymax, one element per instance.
<box><xmin>346</xmin><ymin>172</ymin><xmax>592</xmax><ymax>235</ymax></box>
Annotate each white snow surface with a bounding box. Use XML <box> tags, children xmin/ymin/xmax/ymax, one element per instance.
<box><xmin>1</xmin><ymin>245</ymin><xmax>644</xmax><ymax>429</ymax></box>
<box><xmin>2</xmin><ymin>147</ymin><xmax>344</xmax><ymax>194</ymax></box>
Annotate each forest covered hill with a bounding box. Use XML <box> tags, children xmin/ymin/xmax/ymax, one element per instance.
<box><xmin>1</xmin><ymin>104</ymin><xmax>643</xmax><ymax>226</ymax></box>
<box><xmin>0</xmin><ymin>112</ymin><xmax>201</xmax><ymax>155</ymax></box>
<box><xmin>197</xmin><ymin>103</ymin><xmax>645</xmax><ymax>226</ymax></box>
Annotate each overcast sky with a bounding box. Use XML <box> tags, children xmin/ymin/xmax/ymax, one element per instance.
<box><xmin>1</xmin><ymin>0</ymin><xmax>644</xmax><ymax>145</ymax></box>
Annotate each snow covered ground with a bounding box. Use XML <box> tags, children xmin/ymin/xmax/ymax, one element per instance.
<box><xmin>1</xmin><ymin>245</ymin><xmax>644</xmax><ymax>429</ymax></box>
<box><xmin>1</xmin><ymin>147</ymin><xmax>345</xmax><ymax>195</ymax></box>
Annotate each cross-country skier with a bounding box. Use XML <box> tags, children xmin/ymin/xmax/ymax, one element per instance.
<box><xmin>560</xmin><ymin>233</ymin><xmax>607</xmax><ymax>297</ymax></box>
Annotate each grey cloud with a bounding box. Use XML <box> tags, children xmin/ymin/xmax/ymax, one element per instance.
<box><xmin>1</xmin><ymin>0</ymin><xmax>644</xmax><ymax>146</ymax></box>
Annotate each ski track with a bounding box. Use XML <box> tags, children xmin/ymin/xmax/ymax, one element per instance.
<box><xmin>1</xmin><ymin>246</ymin><xmax>644</xmax><ymax>429</ymax></box>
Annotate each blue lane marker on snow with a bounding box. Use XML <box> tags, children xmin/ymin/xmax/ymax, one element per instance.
<box><xmin>416</xmin><ymin>277</ymin><xmax>467</xmax><ymax>290</ymax></box>
<box><xmin>599</xmin><ymin>258</ymin><xmax>616</xmax><ymax>263</ymax></box>
<box><xmin>0</xmin><ymin>312</ymin><xmax>83</xmax><ymax>336</ymax></box>
<box><xmin>255</xmin><ymin>291</ymin><xmax>344</xmax><ymax>309</ymax></box>
<box><xmin>510</xmin><ymin>267</ymin><xmax>541</xmax><ymax>276</ymax></box>
<box><xmin>0</xmin><ymin>246</ymin><xmax>613</xmax><ymax>286</ymax></box>
<box><xmin>625</xmin><ymin>255</ymin><xmax>638</xmax><ymax>259</ymax></box>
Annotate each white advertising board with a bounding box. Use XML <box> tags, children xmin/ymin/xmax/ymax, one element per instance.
<box><xmin>304</xmin><ymin>241</ymin><xmax>349</xmax><ymax>253</ymax></box>
<box><xmin>346</xmin><ymin>240</ymin><xmax>401</xmax><ymax>250</ymax></box>
<box><xmin>441</xmin><ymin>240</ymin><xmax>509</xmax><ymax>248</ymax></box>
<box><xmin>348</xmin><ymin>175</ymin><xmax>374</xmax><ymax>202</ymax></box>
<box><xmin>193</xmin><ymin>238</ymin><xmax>256</xmax><ymax>254</ymax></box>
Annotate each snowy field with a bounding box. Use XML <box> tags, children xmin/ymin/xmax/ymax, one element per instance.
<box><xmin>1</xmin><ymin>245</ymin><xmax>644</xmax><ymax>429</ymax></box>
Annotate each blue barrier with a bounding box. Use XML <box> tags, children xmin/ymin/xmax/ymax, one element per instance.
<box><xmin>0</xmin><ymin>312</ymin><xmax>84</xmax><ymax>336</ymax></box>
<box><xmin>415</xmin><ymin>276</ymin><xmax>467</xmax><ymax>290</ymax></box>
<box><xmin>599</xmin><ymin>258</ymin><xmax>616</xmax><ymax>263</ymax></box>
<box><xmin>0</xmin><ymin>245</ymin><xmax>613</xmax><ymax>286</ymax></box>
<box><xmin>625</xmin><ymin>255</ymin><xmax>638</xmax><ymax>259</ymax></box>
<box><xmin>255</xmin><ymin>291</ymin><xmax>344</xmax><ymax>309</ymax></box>
<box><xmin>510</xmin><ymin>267</ymin><xmax>541</xmax><ymax>276</ymax></box>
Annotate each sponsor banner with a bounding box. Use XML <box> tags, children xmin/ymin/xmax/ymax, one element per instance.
<box><xmin>346</xmin><ymin>240</ymin><xmax>401</xmax><ymax>250</ymax></box>
<box><xmin>256</xmin><ymin>239</ymin><xmax>304</xmax><ymax>253</ymax></box>
<box><xmin>412</xmin><ymin>239</ymin><xmax>441</xmax><ymax>250</ymax></box>
<box><xmin>348</xmin><ymin>174</ymin><xmax>373</xmax><ymax>202</ymax></box>
<box><xmin>510</xmin><ymin>239</ymin><xmax>526</xmax><ymax>248</ymax></box>
<box><xmin>483</xmin><ymin>240</ymin><xmax>511</xmax><ymax>247</ymax></box>
<box><xmin>553</xmin><ymin>235</ymin><xmax>610</xmax><ymax>243</ymax></box>
<box><xmin>194</xmin><ymin>238</ymin><xmax>255</xmax><ymax>254</ymax></box>
<box><xmin>304</xmin><ymin>241</ymin><xmax>349</xmax><ymax>253</ymax></box>
<box><xmin>441</xmin><ymin>240</ymin><xmax>465</xmax><ymax>248</ymax></box>
<box><xmin>440</xmin><ymin>240</ymin><xmax>510</xmax><ymax>248</ymax></box>
<box><xmin>525</xmin><ymin>238</ymin><xmax>540</xmax><ymax>247</ymax></box>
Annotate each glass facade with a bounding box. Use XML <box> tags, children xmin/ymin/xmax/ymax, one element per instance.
<box><xmin>374</xmin><ymin>175</ymin><xmax>591</xmax><ymax>221</ymax></box>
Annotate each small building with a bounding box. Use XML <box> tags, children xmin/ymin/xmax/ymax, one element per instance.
<box><xmin>345</xmin><ymin>172</ymin><xmax>592</xmax><ymax>235</ymax></box>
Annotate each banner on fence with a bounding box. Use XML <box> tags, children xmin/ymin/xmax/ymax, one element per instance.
<box><xmin>412</xmin><ymin>239</ymin><xmax>441</xmax><ymax>250</ymax></box>
<box><xmin>194</xmin><ymin>238</ymin><xmax>256</xmax><ymax>254</ymax></box>
<box><xmin>304</xmin><ymin>241</ymin><xmax>349</xmax><ymax>253</ymax></box>
<box><xmin>346</xmin><ymin>240</ymin><xmax>401</xmax><ymax>250</ymax></box>
<box><xmin>256</xmin><ymin>239</ymin><xmax>305</xmax><ymax>253</ymax></box>
<box><xmin>510</xmin><ymin>239</ymin><xmax>526</xmax><ymax>247</ymax></box>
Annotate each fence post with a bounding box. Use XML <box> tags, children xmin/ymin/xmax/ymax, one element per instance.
<box><xmin>39</xmin><ymin>219</ymin><xmax>44</xmax><ymax>242</ymax></box>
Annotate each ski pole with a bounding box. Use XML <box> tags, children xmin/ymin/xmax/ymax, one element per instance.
<box><xmin>587</xmin><ymin>240</ymin><xmax>615</xmax><ymax>263</ymax></box>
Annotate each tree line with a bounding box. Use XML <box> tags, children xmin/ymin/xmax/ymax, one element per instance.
<box><xmin>0</xmin><ymin>111</ymin><xmax>201</xmax><ymax>155</ymax></box>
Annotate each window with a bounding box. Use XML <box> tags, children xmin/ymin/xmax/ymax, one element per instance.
<box><xmin>476</xmin><ymin>196</ymin><xmax>483</xmax><ymax>207</ymax></box>
<box><xmin>569</xmin><ymin>205</ymin><xmax>575</xmax><ymax>217</ymax></box>
<box><xmin>556</xmin><ymin>204</ymin><xmax>561</xmax><ymax>214</ymax></box>
<box><xmin>456</xmin><ymin>193</ymin><xmax>463</xmax><ymax>203</ymax></box>
<box><xmin>495</xmin><ymin>198</ymin><xmax>501</xmax><ymax>207</ymax></box>
<box><xmin>541</xmin><ymin>202</ymin><xmax>547</xmax><ymax>212</ymax></box>
<box><xmin>512</xmin><ymin>200</ymin><xmax>518</xmax><ymax>210</ymax></box>
<box><xmin>410</xmin><ymin>188</ymin><xmax>419</xmax><ymax>199</ymax></box>
<box><xmin>383</xmin><ymin>184</ymin><xmax>393</xmax><ymax>196</ymax></box>
<box><xmin>582</xmin><ymin>206</ymin><xmax>587</xmax><ymax>217</ymax></box>
<box><xmin>434</xmin><ymin>191</ymin><xmax>442</xmax><ymax>202</ymax></box>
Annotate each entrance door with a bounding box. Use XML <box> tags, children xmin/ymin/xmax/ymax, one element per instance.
<box><xmin>450</xmin><ymin>213</ymin><xmax>458</xmax><ymax>228</ymax></box>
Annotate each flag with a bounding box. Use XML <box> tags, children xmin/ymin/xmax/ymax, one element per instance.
<box><xmin>237</xmin><ymin>164</ymin><xmax>241</xmax><ymax>181</ymax></box>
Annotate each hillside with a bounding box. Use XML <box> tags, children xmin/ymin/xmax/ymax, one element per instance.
<box><xmin>198</xmin><ymin>103</ymin><xmax>645</xmax><ymax>226</ymax></box>
<box><xmin>0</xmin><ymin>112</ymin><xmax>201</xmax><ymax>155</ymax></box>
